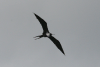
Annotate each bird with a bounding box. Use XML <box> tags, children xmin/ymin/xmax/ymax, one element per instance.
<box><xmin>33</xmin><ymin>13</ymin><xmax>65</xmax><ymax>55</ymax></box>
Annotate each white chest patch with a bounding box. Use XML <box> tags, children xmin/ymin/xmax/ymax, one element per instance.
<box><xmin>46</xmin><ymin>33</ymin><xmax>50</xmax><ymax>37</ymax></box>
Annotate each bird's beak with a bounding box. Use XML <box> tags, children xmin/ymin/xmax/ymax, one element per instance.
<box><xmin>52</xmin><ymin>34</ymin><xmax>55</xmax><ymax>35</ymax></box>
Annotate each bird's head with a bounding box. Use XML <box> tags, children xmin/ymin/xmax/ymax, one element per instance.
<box><xmin>46</xmin><ymin>33</ymin><xmax>55</xmax><ymax>37</ymax></box>
<box><xmin>46</xmin><ymin>33</ymin><xmax>50</xmax><ymax>37</ymax></box>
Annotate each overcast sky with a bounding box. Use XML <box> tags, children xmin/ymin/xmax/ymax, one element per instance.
<box><xmin>0</xmin><ymin>0</ymin><xmax>100</xmax><ymax>67</ymax></box>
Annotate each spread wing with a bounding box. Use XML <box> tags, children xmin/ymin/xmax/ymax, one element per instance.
<box><xmin>34</xmin><ymin>13</ymin><xmax>49</xmax><ymax>33</ymax></box>
<box><xmin>48</xmin><ymin>36</ymin><xmax>65</xmax><ymax>55</ymax></box>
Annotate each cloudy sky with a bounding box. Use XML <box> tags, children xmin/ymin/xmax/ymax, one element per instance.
<box><xmin>0</xmin><ymin>0</ymin><xmax>100</xmax><ymax>67</ymax></box>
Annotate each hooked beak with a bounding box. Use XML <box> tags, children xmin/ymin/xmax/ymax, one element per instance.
<box><xmin>52</xmin><ymin>34</ymin><xmax>55</xmax><ymax>35</ymax></box>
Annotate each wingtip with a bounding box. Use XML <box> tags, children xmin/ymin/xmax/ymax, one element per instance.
<box><xmin>32</xmin><ymin>12</ymin><xmax>36</xmax><ymax>15</ymax></box>
<box><xmin>34</xmin><ymin>13</ymin><xmax>36</xmax><ymax>15</ymax></box>
<box><xmin>61</xmin><ymin>50</ymin><xmax>65</xmax><ymax>56</ymax></box>
<box><xmin>63</xmin><ymin>53</ymin><xmax>66</xmax><ymax>56</ymax></box>
<box><xmin>63</xmin><ymin>52</ymin><xmax>66</xmax><ymax>56</ymax></box>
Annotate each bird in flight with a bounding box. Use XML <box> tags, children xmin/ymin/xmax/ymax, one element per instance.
<box><xmin>33</xmin><ymin>13</ymin><xmax>65</xmax><ymax>55</ymax></box>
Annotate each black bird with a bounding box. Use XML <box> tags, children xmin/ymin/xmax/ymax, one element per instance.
<box><xmin>34</xmin><ymin>13</ymin><xmax>65</xmax><ymax>55</ymax></box>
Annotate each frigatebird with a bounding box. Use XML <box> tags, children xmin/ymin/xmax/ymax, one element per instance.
<box><xmin>34</xmin><ymin>13</ymin><xmax>65</xmax><ymax>55</ymax></box>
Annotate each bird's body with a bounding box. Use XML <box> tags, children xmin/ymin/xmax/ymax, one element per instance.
<box><xmin>34</xmin><ymin>13</ymin><xmax>65</xmax><ymax>55</ymax></box>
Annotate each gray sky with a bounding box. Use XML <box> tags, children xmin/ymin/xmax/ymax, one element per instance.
<box><xmin>0</xmin><ymin>0</ymin><xmax>100</xmax><ymax>67</ymax></box>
